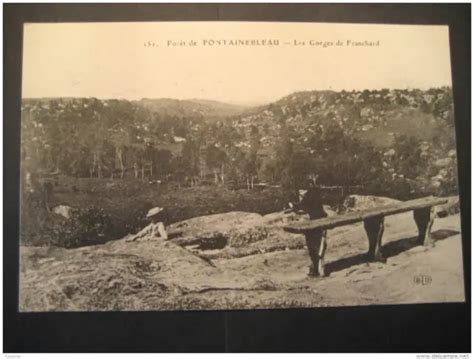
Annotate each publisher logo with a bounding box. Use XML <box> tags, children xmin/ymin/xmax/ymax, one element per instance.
<box><xmin>414</xmin><ymin>274</ymin><xmax>432</xmax><ymax>286</ymax></box>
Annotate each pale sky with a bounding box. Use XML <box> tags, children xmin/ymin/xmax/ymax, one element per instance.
<box><xmin>22</xmin><ymin>22</ymin><xmax>452</xmax><ymax>105</ymax></box>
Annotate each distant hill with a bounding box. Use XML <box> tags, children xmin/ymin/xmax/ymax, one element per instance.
<box><xmin>135</xmin><ymin>98</ymin><xmax>248</xmax><ymax>119</ymax></box>
<box><xmin>233</xmin><ymin>88</ymin><xmax>455</xmax><ymax>149</ymax></box>
<box><xmin>21</xmin><ymin>88</ymin><xmax>456</xmax><ymax>154</ymax></box>
<box><xmin>23</xmin><ymin>96</ymin><xmax>249</xmax><ymax>119</ymax></box>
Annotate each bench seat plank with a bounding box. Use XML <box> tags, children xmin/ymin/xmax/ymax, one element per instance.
<box><xmin>284</xmin><ymin>196</ymin><xmax>448</xmax><ymax>234</ymax></box>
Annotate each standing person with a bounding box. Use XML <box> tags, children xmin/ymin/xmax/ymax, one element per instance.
<box><xmin>42</xmin><ymin>181</ymin><xmax>53</xmax><ymax>213</ymax></box>
<box><xmin>290</xmin><ymin>179</ymin><xmax>327</xmax><ymax>220</ymax></box>
<box><xmin>289</xmin><ymin>178</ymin><xmax>328</xmax><ymax>277</ymax></box>
<box><xmin>126</xmin><ymin>206</ymin><xmax>168</xmax><ymax>242</ymax></box>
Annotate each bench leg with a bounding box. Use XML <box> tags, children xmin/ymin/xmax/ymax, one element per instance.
<box><xmin>413</xmin><ymin>207</ymin><xmax>435</xmax><ymax>246</ymax></box>
<box><xmin>364</xmin><ymin>216</ymin><xmax>385</xmax><ymax>262</ymax></box>
<box><xmin>305</xmin><ymin>230</ymin><xmax>327</xmax><ymax>277</ymax></box>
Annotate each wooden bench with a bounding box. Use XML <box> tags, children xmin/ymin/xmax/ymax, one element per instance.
<box><xmin>284</xmin><ymin>196</ymin><xmax>448</xmax><ymax>277</ymax></box>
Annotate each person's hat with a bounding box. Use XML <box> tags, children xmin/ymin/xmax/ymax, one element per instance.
<box><xmin>146</xmin><ymin>207</ymin><xmax>164</xmax><ymax>218</ymax></box>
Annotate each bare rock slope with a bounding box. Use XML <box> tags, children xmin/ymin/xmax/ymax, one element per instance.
<box><xmin>20</xmin><ymin>196</ymin><xmax>464</xmax><ymax>311</ymax></box>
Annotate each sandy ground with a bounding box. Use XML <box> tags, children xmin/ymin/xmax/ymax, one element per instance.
<box><xmin>19</xmin><ymin>209</ymin><xmax>465</xmax><ymax>311</ymax></box>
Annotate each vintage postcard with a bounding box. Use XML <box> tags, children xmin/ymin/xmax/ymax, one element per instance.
<box><xmin>19</xmin><ymin>22</ymin><xmax>464</xmax><ymax>311</ymax></box>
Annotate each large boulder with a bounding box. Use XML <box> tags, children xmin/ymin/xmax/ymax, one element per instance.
<box><xmin>168</xmin><ymin>212</ymin><xmax>274</xmax><ymax>250</ymax></box>
<box><xmin>263</xmin><ymin>211</ymin><xmax>309</xmax><ymax>226</ymax></box>
<box><xmin>342</xmin><ymin>195</ymin><xmax>401</xmax><ymax>212</ymax></box>
<box><xmin>434</xmin><ymin>196</ymin><xmax>460</xmax><ymax>217</ymax></box>
<box><xmin>434</xmin><ymin>157</ymin><xmax>452</xmax><ymax>168</ymax></box>
<box><xmin>168</xmin><ymin>211</ymin><xmax>306</xmax><ymax>258</ymax></box>
<box><xmin>52</xmin><ymin>205</ymin><xmax>74</xmax><ymax>219</ymax></box>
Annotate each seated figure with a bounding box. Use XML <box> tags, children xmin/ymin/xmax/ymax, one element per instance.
<box><xmin>126</xmin><ymin>206</ymin><xmax>168</xmax><ymax>242</ymax></box>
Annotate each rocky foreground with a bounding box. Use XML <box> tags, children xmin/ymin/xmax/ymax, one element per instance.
<box><xmin>20</xmin><ymin>196</ymin><xmax>464</xmax><ymax>311</ymax></box>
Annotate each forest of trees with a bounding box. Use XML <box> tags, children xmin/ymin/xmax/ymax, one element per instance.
<box><xmin>21</xmin><ymin>87</ymin><xmax>458</xmax><ymax>199</ymax></box>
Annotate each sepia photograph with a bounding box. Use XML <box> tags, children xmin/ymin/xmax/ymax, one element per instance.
<box><xmin>18</xmin><ymin>21</ymin><xmax>465</xmax><ymax>312</ymax></box>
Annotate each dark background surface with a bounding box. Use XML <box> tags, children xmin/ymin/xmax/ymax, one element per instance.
<box><xmin>4</xmin><ymin>3</ymin><xmax>471</xmax><ymax>353</ymax></box>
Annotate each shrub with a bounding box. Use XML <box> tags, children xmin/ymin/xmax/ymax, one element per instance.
<box><xmin>122</xmin><ymin>202</ymin><xmax>152</xmax><ymax>235</ymax></box>
<box><xmin>20</xmin><ymin>191</ymin><xmax>55</xmax><ymax>246</ymax></box>
<box><xmin>50</xmin><ymin>206</ymin><xmax>113</xmax><ymax>248</ymax></box>
<box><xmin>229</xmin><ymin>227</ymin><xmax>269</xmax><ymax>248</ymax></box>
